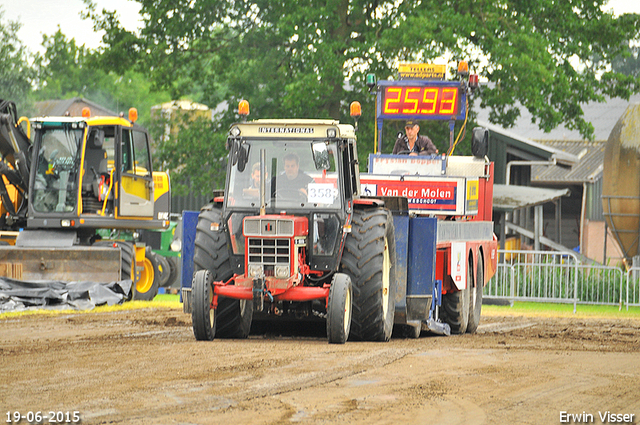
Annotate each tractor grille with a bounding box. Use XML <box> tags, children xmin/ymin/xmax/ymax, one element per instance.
<box><xmin>248</xmin><ymin>238</ymin><xmax>290</xmax><ymax>277</ymax></box>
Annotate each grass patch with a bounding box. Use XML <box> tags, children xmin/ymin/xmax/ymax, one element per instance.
<box><xmin>0</xmin><ymin>293</ymin><xmax>182</xmax><ymax>320</ymax></box>
<box><xmin>483</xmin><ymin>301</ymin><xmax>640</xmax><ymax>320</ymax></box>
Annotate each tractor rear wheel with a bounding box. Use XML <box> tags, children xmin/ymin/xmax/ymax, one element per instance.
<box><xmin>441</xmin><ymin>257</ymin><xmax>471</xmax><ymax>334</ymax></box>
<box><xmin>156</xmin><ymin>254</ymin><xmax>172</xmax><ymax>287</ymax></box>
<box><xmin>340</xmin><ymin>208</ymin><xmax>397</xmax><ymax>341</ymax></box>
<box><xmin>326</xmin><ymin>273</ymin><xmax>352</xmax><ymax>344</ymax></box>
<box><xmin>192</xmin><ymin>269</ymin><xmax>216</xmax><ymax>341</ymax></box>
<box><xmin>466</xmin><ymin>254</ymin><xmax>483</xmax><ymax>334</ymax></box>
<box><xmin>194</xmin><ymin>205</ymin><xmax>252</xmax><ymax>338</ymax></box>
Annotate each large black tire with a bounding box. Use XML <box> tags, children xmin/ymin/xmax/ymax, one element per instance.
<box><xmin>340</xmin><ymin>208</ymin><xmax>397</xmax><ymax>341</ymax></box>
<box><xmin>192</xmin><ymin>269</ymin><xmax>216</xmax><ymax>341</ymax></box>
<box><xmin>326</xmin><ymin>273</ymin><xmax>352</xmax><ymax>344</ymax></box>
<box><xmin>166</xmin><ymin>256</ymin><xmax>180</xmax><ymax>287</ymax></box>
<box><xmin>466</xmin><ymin>254</ymin><xmax>483</xmax><ymax>334</ymax></box>
<box><xmin>441</xmin><ymin>257</ymin><xmax>471</xmax><ymax>334</ymax></box>
<box><xmin>193</xmin><ymin>205</ymin><xmax>252</xmax><ymax>338</ymax></box>
<box><xmin>156</xmin><ymin>254</ymin><xmax>172</xmax><ymax>287</ymax></box>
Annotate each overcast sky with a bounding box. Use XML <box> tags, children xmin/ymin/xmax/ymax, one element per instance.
<box><xmin>2</xmin><ymin>0</ymin><xmax>141</xmax><ymax>55</ymax></box>
<box><xmin>2</xmin><ymin>0</ymin><xmax>640</xmax><ymax>56</ymax></box>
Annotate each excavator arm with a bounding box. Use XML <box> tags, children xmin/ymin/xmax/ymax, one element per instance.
<box><xmin>0</xmin><ymin>99</ymin><xmax>32</xmax><ymax>217</ymax></box>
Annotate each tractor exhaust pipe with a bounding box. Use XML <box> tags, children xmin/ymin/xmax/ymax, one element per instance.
<box><xmin>259</xmin><ymin>148</ymin><xmax>266</xmax><ymax>216</ymax></box>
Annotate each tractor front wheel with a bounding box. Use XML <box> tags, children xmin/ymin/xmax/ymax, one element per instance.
<box><xmin>192</xmin><ymin>269</ymin><xmax>216</xmax><ymax>341</ymax></box>
<box><xmin>326</xmin><ymin>273</ymin><xmax>352</xmax><ymax>344</ymax></box>
<box><xmin>194</xmin><ymin>206</ymin><xmax>252</xmax><ymax>338</ymax></box>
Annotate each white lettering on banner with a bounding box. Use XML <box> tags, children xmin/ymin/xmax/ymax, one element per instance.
<box><xmin>378</xmin><ymin>185</ymin><xmax>453</xmax><ymax>200</ymax></box>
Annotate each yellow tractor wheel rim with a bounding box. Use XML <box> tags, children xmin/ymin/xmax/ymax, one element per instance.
<box><xmin>136</xmin><ymin>258</ymin><xmax>155</xmax><ymax>294</ymax></box>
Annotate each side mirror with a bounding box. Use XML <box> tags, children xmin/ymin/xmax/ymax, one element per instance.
<box><xmin>237</xmin><ymin>143</ymin><xmax>250</xmax><ymax>172</ymax></box>
<box><xmin>471</xmin><ymin>127</ymin><xmax>489</xmax><ymax>158</ymax></box>
<box><xmin>312</xmin><ymin>141</ymin><xmax>330</xmax><ymax>170</ymax></box>
<box><xmin>229</xmin><ymin>139</ymin><xmax>240</xmax><ymax>166</ymax></box>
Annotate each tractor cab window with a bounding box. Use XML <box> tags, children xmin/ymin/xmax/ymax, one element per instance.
<box><xmin>32</xmin><ymin>124</ymin><xmax>83</xmax><ymax>213</ymax></box>
<box><xmin>226</xmin><ymin>139</ymin><xmax>341</xmax><ymax>210</ymax></box>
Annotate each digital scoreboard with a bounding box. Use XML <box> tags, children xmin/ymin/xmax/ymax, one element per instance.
<box><xmin>376</xmin><ymin>80</ymin><xmax>466</xmax><ymax>121</ymax></box>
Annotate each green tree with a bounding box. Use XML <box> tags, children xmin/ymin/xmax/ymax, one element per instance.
<box><xmin>33</xmin><ymin>28</ymin><xmax>171</xmax><ymax>126</ymax></box>
<box><xmin>0</xmin><ymin>9</ymin><xmax>35</xmax><ymax>115</ymax></box>
<box><xmin>34</xmin><ymin>28</ymin><xmax>107</xmax><ymax>100</ymax></box>
<box><xmin>612</xmin><ymin>44</ymin><xmax>640</xmax><ymax>77</ymax></box>
<box><xmin>87</xmin><ymin>0</ymin><xmax>640</xmax><ymax>182</ymax></box>
<box><xmin>149</xmin><ymin>113</ymin><xmax>227</xmax><ymax>196</ymax></box>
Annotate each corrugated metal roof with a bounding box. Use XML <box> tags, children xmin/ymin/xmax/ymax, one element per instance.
<box><xmin>478</xmin><ymin>120</ymin><xmax>579</xmax><ymax>165</ymax></box>
<box><xmin>531</xmin><ymin>140</ymin><xmax>605</xmax><ymax>184</ymax></box>
<box><xmin>476</xmin><ymin>93</ymin><xmax>640</xmax><ymax>142</ymax></box>
<box><xmin>493</xmin><ymin>184</ymin><xmax>570</xmax><ymax>212</ymax></box>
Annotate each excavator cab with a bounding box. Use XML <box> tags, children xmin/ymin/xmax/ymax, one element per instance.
<box><xmin>32</xmin><ymin>120</ymin><xmax>84</xmax><ymax>214</ymax></box>
<box><xmin>26</xmin><ymin>116</ymin><xmax>167</xmax><ymax>232</ymax></box>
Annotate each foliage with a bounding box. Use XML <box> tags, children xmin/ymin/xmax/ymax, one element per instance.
<box><xmin>0</xmin><ymin>9</ymin><xmax>36</xmax><ymax>115</ymax></box>
<box><xmin>87</xmin><ymin>0</ymin><xmax>640</xmax><ymax>148</ymax></box>
<box><xmin>612</xmin><ymin>44</ymin><xmax>640</xmax><ymax>78</ymax></box>
<box><xmin>149</xmin><ymin>112</ymin><xmax>227</xmax><ymax>196</ymax></box>
<box><xmin>33</xmin><ymin>29</ymin><xmax>171</xmax><ymax>127</ymax></box>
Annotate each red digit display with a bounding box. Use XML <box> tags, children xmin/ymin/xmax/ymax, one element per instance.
<box><xmin>382</xmin><ymin>86</ymin><xmax>459</xmax><ymax>117</ymax></box>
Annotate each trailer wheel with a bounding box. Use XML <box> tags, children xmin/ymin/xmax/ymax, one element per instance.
<box><xmin>398</xmin><ymin>323</ymin><xmax>421</xmax><ymax>339</ymax></box>
<box><xmin>466</xmin><ymin>254</ymin><xmax>483</xmax><ymax>334</ymax></box>
<box><xmin>340</xmin><ymin>208</ymin><xmax>397</xmax><ymax>341</ymax></box>
<box><xmin>194</xmin><ymin>206</ymin><xmax>252</xmax><ymax>338</ymax></box>
<box><xmin>441</xmin><ymin>258</ymin><xmax>471</xmax><ymax>334</ymax></box>
<box><xmin>326</xmin><ymin>273</ymin><xmax>352</xmax><ymax>344</ymax></box>
<box><xmin>192</xmin><ymin>269</ymin><xmax>216</xmax><ymax>341</ymax></box>
<box><xmin>156</xmin><ymin>254</ymin><xmax>172</xmax><ymax>287</ymax></box>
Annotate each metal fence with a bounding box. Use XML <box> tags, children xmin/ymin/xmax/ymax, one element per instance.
<box><xmin>626</xmin><ymin>267</ymin><xmax>640</xmax><ymax>309</ymax></box>
<box><xmin>485</xmin><ymin>249</ymin><xmax>640</xmax><ymax>311</ymax></box>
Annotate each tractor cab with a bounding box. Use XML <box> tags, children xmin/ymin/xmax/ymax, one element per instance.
<box><xmin>222</xmin><ymin>114</ymin><xmax>360</xmax><ymax>274</ymax></box>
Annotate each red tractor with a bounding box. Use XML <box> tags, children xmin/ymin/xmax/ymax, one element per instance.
<box><xmin>184</xmin><ymin>105</ymin><xmax>396</xmax><ymax>343</ymax></box>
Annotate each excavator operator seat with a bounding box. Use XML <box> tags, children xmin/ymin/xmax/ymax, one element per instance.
<box><xmin>82</xmin><ymin>129</ymin><xmax>108</xmax><ymax>197</ymax></box>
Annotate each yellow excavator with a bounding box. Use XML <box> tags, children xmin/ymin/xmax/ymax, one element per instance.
<box><xmin>0</xmin><ymin>99</ymin><xmax>171</xmax><ymax>300</ymax></box>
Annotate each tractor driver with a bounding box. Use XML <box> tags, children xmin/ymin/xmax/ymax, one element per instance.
<box><xmin>272</xmin><ymin>152</ymin><xmax>313</xmax><ymax>200</ymax></box>
<box><xmin>243</xmin><ymin>162</ymin><xmax>263</xmax><ymax>198</ymax></box>
<box><xmin>392</xmin><ymin>119</ymin><xmax>438</xmax><ymax>156</ymax></box>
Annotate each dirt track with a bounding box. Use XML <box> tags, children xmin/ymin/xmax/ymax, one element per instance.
<box><xmin>1</xmin><ymin>307</ymin><xmax>639</xmax><ymax>425</ymax></box>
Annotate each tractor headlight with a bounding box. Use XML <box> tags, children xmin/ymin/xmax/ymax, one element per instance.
<box><xmin>170</xmin><ymin>239</ymin><xmax>182</xmax><ymax>252</ymax></box>
<box><xmin>248</xmin><ymin>264</ymin><xmax>263</xmax><ymax>277</ymax></box>
<box><xmin>275</xmin><ymin>265</ymin><xmax>290</xmax><ymax>279</ymax></box>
